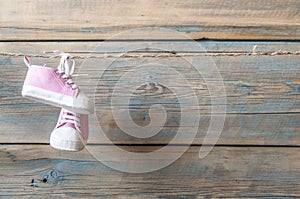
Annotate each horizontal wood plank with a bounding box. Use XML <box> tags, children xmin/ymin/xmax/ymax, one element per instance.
<box><xmin>0</xmin><ymin>144</ymin><xmax>299</xmax><ymax>197</ymax></box>
<box><xmin>1</xmin><ymin>111</ymin><xmax>300</xmax><ymax>145</ymax></box>
<box><xmin>0</xmin><ymin>41</ymin><xmax>299</xmax><ymax>145</ymax></box>
<box><xmin>0</xmin><ymin>0</ymin><xmax>300</xmax><ymax>40</ymax></box>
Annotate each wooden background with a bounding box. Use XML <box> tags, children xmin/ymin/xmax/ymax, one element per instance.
<box><xmin>0</xmin><ymin>0</ymin><xmax>300</xmax><ymax>197</ymax></box>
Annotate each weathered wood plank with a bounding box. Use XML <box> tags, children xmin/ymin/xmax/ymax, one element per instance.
<box><xmin>1</xmin><ymin>111</ymin><xmax>300</xmax><ymax>145</ymax></box>
<box><xmin>0</xmin><ymin>145</ymin><xmax>299</xmax><ymax>197</ymax></box>
<box><xmin>0</xmin><ymin>0</ymin><xmax>300</xmax><ymax>40</ymax></box>
<box><xmin>0</xmin><ymin>42</ymin><xmax>299</xmax><ymax>145</ymax></box>
<box><xmin>2</xmin><ymin>55</ymin><xmax>299</xmax><ymax>114</ymax></box>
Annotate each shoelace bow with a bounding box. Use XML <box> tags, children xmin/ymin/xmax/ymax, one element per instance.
<box><xmin>56</xmin><ymin>54</ymin><xmax>78</xmax><ymax>90</ymax></box>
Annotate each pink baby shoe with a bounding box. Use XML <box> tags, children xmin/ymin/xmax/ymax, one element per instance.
<box><xmin>50</xmin><ymin>108</ymin><xmax>88</xmax><ymax>151</ymax></box>
<box><xmin>22</xmin><ymin>55</ymin><xmax>93</xmax><ymax>114</ymax></box>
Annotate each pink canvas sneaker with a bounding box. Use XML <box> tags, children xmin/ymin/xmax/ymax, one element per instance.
<box><xmin>22</xmin><ymin>55</ymin><xmax>93</xmax><ymax>114</ymax></box>
<box><xmin>50</xmin><ymin>108</ymin><xmax>88</xmax><ymax>151</ymax></box>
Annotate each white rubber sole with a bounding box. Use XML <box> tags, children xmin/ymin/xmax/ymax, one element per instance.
<box><xmin>22</xmin><ymin>85</ymin><xmax>93</xmax><ymax>114</ymax></box>
<box><xmin>50</xmin><ymin>139</ymin><xmax>85</xmax><ymax>152</ymax></box>
<box><xmin>50</xmin><ymin>127</ymin><xmax>87</xmax><ymax>152</ymax></box>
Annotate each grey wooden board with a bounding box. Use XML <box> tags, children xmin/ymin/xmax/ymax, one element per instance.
<box><xmin>0</xmin><ymin>41</ymin><xmax>299</xmax><ymax>145</ymax></box>
<box><xmin>0</xmin><ymin>0</ymin><xmax>300</xmax><ymax>40</ymax></box>
<box><xmin>0</xmin><ymin>145</ymin><xmax>299</xmax><ymax>197</ymax></box>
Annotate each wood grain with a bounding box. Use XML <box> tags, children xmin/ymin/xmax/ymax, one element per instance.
<box><xmin>1</xmin><ymin>0</ymin><xmax>299</xmax><ymax>197</ymax></box>
<box><xmin>0</xmin><ymin>41</ymin><xmax>299</xmax><ymax>145</ymax></box>
<box><xmin>0</xmin><ymin>144</ymin><xmax>299</xmax><ymax>197</ymax></box>
<box><xmin>0</xmin><ymin>0</ymin><xmax>299</xmax><ymax>40</ymax></box>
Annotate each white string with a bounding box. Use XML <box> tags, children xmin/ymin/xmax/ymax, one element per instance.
<box><xmin>55</xmin><ymin>51</ymin><xmax>78</xmax><ymax>90</ymax></box>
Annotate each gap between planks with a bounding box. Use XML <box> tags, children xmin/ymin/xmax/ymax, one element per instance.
<box><xmin>1</xmin><ymin>143</ymin><xmax>300</xmax><ymax>148</ymax></box>
<box><xmin>1</xmin><ymin>50</ymin><xmax>300</xmax><ymax>58</ymax></box>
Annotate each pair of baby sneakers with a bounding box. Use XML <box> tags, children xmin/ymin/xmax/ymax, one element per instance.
<box><xmin>22</xmin><ymin>54</ymin><xmax>93</xmax><ymax>152</ymax></box>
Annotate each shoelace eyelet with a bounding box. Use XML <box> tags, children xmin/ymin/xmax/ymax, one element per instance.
<box><xmin>59</xmin><ymin>112</ymin><xmax>81</xmax><ymax>130</ymax></box>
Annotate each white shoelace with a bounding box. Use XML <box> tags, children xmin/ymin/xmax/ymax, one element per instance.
<box><xmin>60</xmin><ymin>110</ymin><xmax>81</xmax><ymax>129</ymax></box>
<box><xmin>56</xmin><ymin>53</ymin><xmax>78</xmax><ymax>90</ymax></box>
